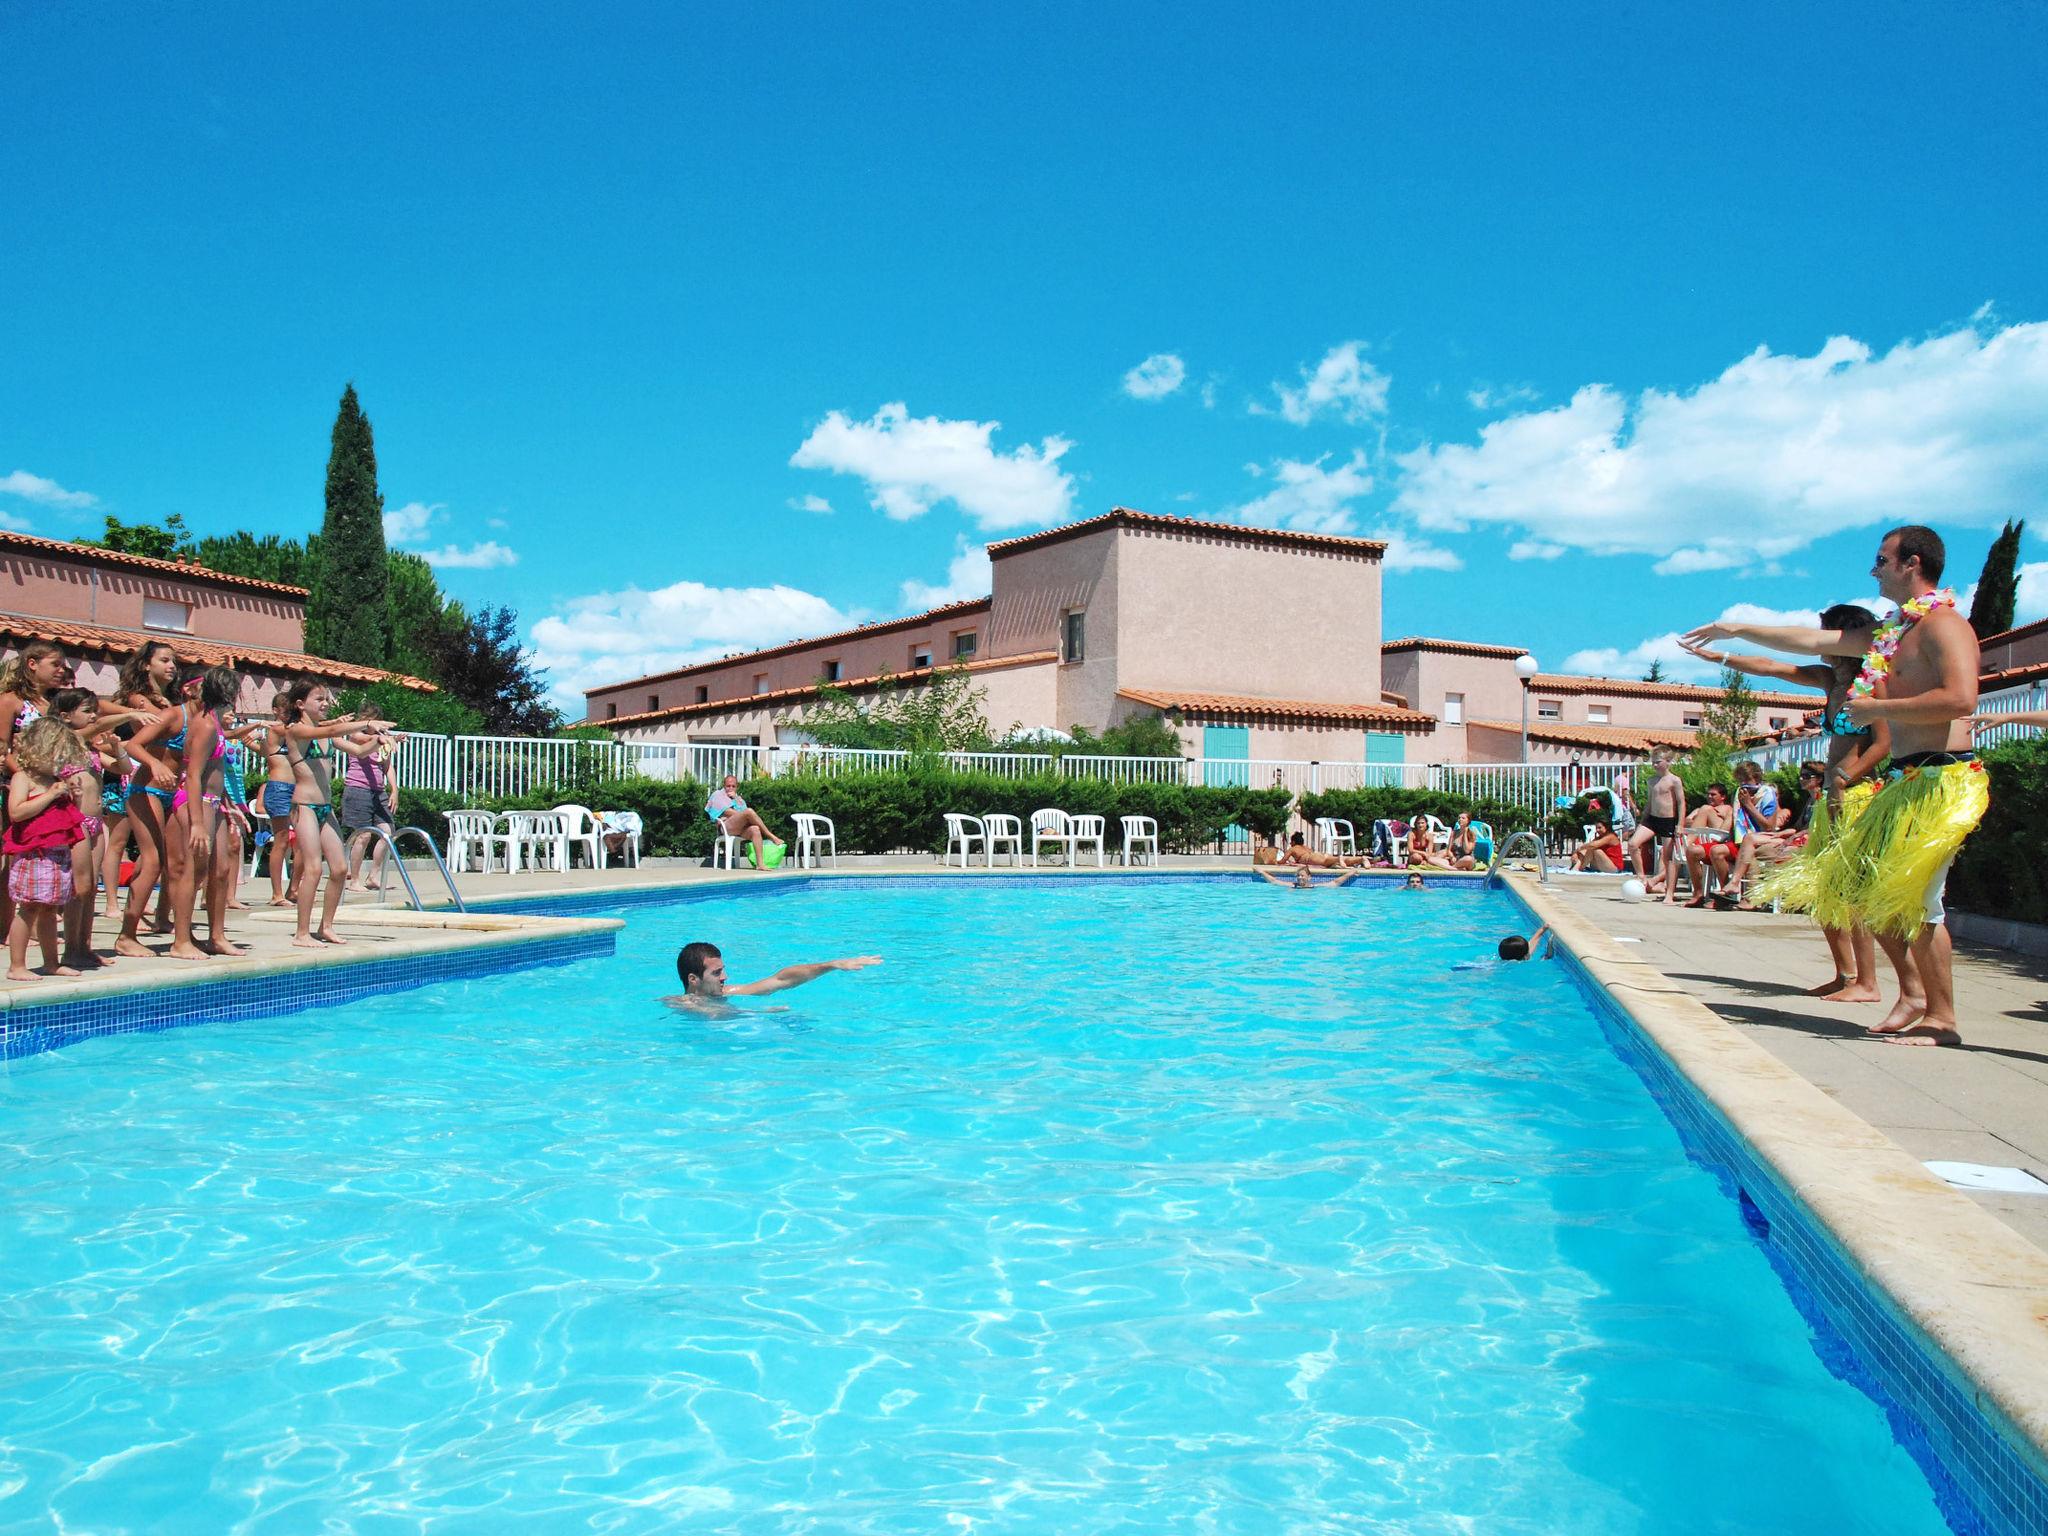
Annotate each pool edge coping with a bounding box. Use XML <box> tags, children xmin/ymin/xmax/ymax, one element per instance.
<box><xmin>1510</xmin><ymin>872</ymin><xmax>2048</xmax><ymax>1487</ymax></box>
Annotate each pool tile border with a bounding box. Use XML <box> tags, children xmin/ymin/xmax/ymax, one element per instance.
<box><xmin>0</xmin><ymin>926</ymin><xmax>617</xmax><ymax>1064</ymax></box>
<box><xmin>1511</xmin><ymin>875</ymin><xmax>2048</xmax><ymax>1536</ymax></box>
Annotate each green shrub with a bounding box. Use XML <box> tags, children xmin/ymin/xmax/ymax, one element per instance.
<box><xmin>1946</xmin><ymin>737</ymin><xmax>2048</xmax><ymax>924</ymax></box>
<box><xmin>401</xmin><ymin>770</ymin><xmax>1294</xmax><ymax>859</ymax></box>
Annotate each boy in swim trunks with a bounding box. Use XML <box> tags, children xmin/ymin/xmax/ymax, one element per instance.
<box><xmin>1633</xmin><ymin>751</ymin><xmax>1686</xmax><ymax>903</ymax></box>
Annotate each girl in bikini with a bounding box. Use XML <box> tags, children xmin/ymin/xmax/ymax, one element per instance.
<box><xmin>160</xmin><ymin>667</ymin><xmax>245</xmax><ymax>961</ymax></box>
<box><xmin>46</xmin><ymin>688</ymin><xmax>149</xmax><ymax>970</ymax></box>
<box><xmin>256</xmin><ymin>711</ymin><xmax>301</xmax><ymax>906</ymax></box>
<box><xmin>5</xmin><ymin>717</ymin><xmax>89</xmax><ymax>981</ymax></box>
<box><xmin>112</xmin><ymin>641</ymin><xmax>180</xmax><ymax>948</ymax></box>
<box><xmin>0</xmin><ymin>640</ymin><xmax>70</xmax><ymax>948</ymax></box>
<box><xmin>278</xmin><ymin>680</ymin><xmax>393</xmax><ymax>947</ymax></box>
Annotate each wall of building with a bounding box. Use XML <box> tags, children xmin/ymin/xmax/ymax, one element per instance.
<box><xmin>1981</xmin><ymin>623</ymin><xmax>2048</xmax><ymax>675</ymax></box>
<box><xmin>585</xmin><ymin>603</ymin><xmax>995</xmax><ymax>721</ymax></box>
<box><xmin>1113</xmin><ymin>528</ymin><xmax>1383</xmax><ymax>708</ymax></box>
<box><xmin>0</xmin><ymin>552</ymin><xmax>306</xmax><ymax>652</ymax></box>
<box><xmin>984</xmin><ymin>528</ymin><xmax>1119</xmax><ymax>733</ymax></box>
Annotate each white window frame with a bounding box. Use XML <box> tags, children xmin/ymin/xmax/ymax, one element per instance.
<box><xmin>143</xmin><ymin>597</ymin><xmax>192</xmax><ymax>633</ymax></box>
<box><xmin>1536</xmin><ymin>698</ymin><xmax>1563</xmax><ymax>720</ymax></box>
<box><xmin>1587</xmin><ymin>704</ymin><xmax>1610</xmax><ymax>724</ymax></box>
<box><xmin>1063</xmin><ymin>610</ymin><xmax>1085</xmax><ymax>664</ymax></box>
<box><xmin>952</xmin><ymin>630</ymin><xmax>978</xmax><ymax>659</ymax></box>
<box><xmin>1442</xmin><ymin>692</ymin><xmax>1465</xmax><ymax>725</ymax></box>
<box><xmin>823</xmin><ymin>660</ymin><xmax>843</xmax><ymax>682</ymax></box>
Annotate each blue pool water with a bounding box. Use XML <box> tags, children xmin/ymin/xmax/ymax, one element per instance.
<box><xmin>1</xmin><ymin>880</ymin><xmax>1965</xmax><ymax>1533</ymax></box>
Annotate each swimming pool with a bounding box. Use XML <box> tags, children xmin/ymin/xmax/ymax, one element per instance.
<box><xmin>0</xmin><ymin>879</ymin><xmax>1979</xmax><ymax>1531</ymax></box>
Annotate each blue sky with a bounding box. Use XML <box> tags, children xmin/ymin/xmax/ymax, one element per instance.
<box><xmin>6</xmin><ymin>2</ymin><xmax>2048</xmax><ymax>709</ymax></box>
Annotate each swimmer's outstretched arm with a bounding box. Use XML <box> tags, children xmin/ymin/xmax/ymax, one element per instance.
<box><xmin>729</xmin><ymin>955</ymin><xmax>883</xmax><ymax>996</ymax></box>
<box><xmin>1253</xmin><ymin>869</ymin><xmax>1293</xmax><ymax>886</ymax></box>
<box><xmin>1325</xmin><ymin>870</ymin><xmax>1362</xmax><ymax>887</ymax></box>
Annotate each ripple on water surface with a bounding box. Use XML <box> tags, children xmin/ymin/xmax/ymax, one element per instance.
<box><xmin>0</xmin><ymin>881</ymin><xmax>1963</xmax><ymax>1534</ymax></box>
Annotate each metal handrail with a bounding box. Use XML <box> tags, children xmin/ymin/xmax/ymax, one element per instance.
<box><xmin>1487</xmin><ymin>829</ymin><xmax>1549</xmax><ymax>883</ymax></box>
<box><xmin>364</xmin><ymin>825</ymin><xmax>468</xmax><ymax>913</ymax></box>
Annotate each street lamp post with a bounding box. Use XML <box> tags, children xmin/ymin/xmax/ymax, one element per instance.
<box><xmin>1515</xmin><ymin>653</ymin><xmax>1540</xmax><ymax>764</ymax></box>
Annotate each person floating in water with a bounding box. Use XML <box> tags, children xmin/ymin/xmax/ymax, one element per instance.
<box><xmin>1253</xmin><ymin>867</ymin><xmax>1362</xmax><ymax>890</ymax></box>
<box><xmin>1498</xmin><ymin>925</ymin><xmax>1551</xmax><ymax>961</ymax></box>
<box><xmin>667</xmin><ymin>940</ymin><xmax>881</xmax><ymax>1012</ymax></box>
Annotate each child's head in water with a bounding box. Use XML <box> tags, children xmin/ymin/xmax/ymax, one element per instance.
<box><xmin>1498</xmin><ymin>935</ymin><xmax>1531</xmax><ymax>961</ymax></box>
<box><xmin>1404</xmin><ymin>873</ymin><xmax>1425</xmax><ymax>890</ymax></box>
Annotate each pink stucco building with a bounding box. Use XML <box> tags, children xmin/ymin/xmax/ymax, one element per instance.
<box><xmin>585</xmin><ymin>507</ymin><xmax>1816</xmax><ymax>765</ymax></box>
<box><xmin>0</xmin><ymin>530</ymin><xmax>430</xmax><ymax>710</ymax></box>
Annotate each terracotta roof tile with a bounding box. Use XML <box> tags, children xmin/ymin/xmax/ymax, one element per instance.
<box><xmin>596</xmin><ymin>650</ymin><xmax>1056</xmax><ymax>729</ymax></box>
<box><xmin>0</xmin><ymin>529</ymin><xmax>308</xmax><ymax>597</ymax></box>
<box><xmin>1467</xmin><ymin>718</ymin><xmax>1700</xmax><ymax>753</ymax></box>
<box><xmin>1117</xmin><ymin>687</ymin><xmax>1435</xmax><ymax>730</ymax></box>
<box><xmin>0</xmin><ymin>614</ymin><xmax>435</xmax><ymax>692</ymax></box>
<box><xmin>586</xmin><ymin>597</ymin><xmax>993</xmax><ymax>697</ymax></box>
<box><xmin>1381</xmin><ymin>636</ymin><xmax>1530</xmax><ymax>659</ymax></box>
<box><xmin>1979</xmin><ymin>659</ymin><xmax>2048</xmax><ymax>690</ymax></box>
<box><xmin>986</xmin><ymin>508</ymin><xmax>1388</xmax><ymax>562</ymax></box>
<box><xmin>1977</xmin><ymin>614</ymin><xmax>2048</xmax><ymax>651</ymax></box>
<box><xmin>1528</xmin><ymin>673</ymin><xmax>1813</xmax><ymax>708</ymax></box>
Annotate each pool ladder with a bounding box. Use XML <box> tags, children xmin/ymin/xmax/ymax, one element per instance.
<box><xmin>360</xmin><ymin>825</ymin><xmax>468</xmax><ymax>913</ymax></box>
<box><xmin>1486</xmin><ymin>830</ymin><xmax>1550</xmax><ymax>884</ymax></box>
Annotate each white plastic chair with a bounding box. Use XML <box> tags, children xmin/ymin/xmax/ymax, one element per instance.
<box><xmin>1314</xmin><ymin>817</ymin><xmax>1357</xmax><ymax>856</ymax></box>
<box><xmin>1030</xmin><ymin>808</ymin><xmax>1074</xmax><ymax>866</ymax></box>
<box><xmin>943</xmin><ymin>813</ymin><xmax>986</xmax><ymax>868</ymax></box>
<box><xmin>1069</xmin><ymin>814</ymin><xmax>1106</xmax><ymax>868</ymax></box>
<box><xmin>507</xmin><ymin>810</ymin><xmax>568</xmax><ymax>873</ymax></box>
<box><xmin>983</xmin><ymin>813</ymin><xmax>1024</xmax><ymax>868</ymax></box>
<box><xmin>792</xmin><ymin>812</ymin><xmax>837</xmax><ymax>869</ymax></box>
<box><xmin>711</xmin><ymin>832</ymin><xmax>741</xmax><ymax>869</ymax></box>
<box><xmin>552</xmin><ymin>804</ymin><xmax>605</xmax><ymax>869</ymax></box>
<box><xmin>1120</xmin><ymin>815</ymin><xmax>1158</xmax><ymax>866</ymax></box>
<box><xmin>596</xmin><ymin>809</ymin><xmax>642</xmax><ymax>867</ymax></box>
<box><xmin>444</xmin><ymin>809</ymin><xmax>511</xmax><ymax>874</ymax></box>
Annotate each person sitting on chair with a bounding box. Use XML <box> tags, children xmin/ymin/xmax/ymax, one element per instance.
<box><xmin>705</xmin><ymin>774</ymin><xmax>784</xmax><ymax>870</ymax></box>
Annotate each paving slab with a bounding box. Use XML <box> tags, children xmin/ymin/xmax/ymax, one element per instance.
<box><xmin>1528</xmin><ymin>870</ymin><xmax>2048</xmax><ymax>1256</ymax></box>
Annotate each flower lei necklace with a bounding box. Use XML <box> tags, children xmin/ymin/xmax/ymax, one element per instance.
<box><xmin>1851</xmin><ymin>587</ymin><xmax>1958</xmax><ymax>697</ymax></box>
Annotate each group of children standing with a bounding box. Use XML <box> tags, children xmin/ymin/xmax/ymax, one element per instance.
<box><xmin>0</xmin><ymin>639</ymin><xmax>395</xmax><ymax>980</ymax></box>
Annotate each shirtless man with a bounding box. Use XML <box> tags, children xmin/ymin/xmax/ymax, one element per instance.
<box><xmin>1678</xmin><ymin>785</ymin><xmax>1736</xmax><ymax>907</ymax></box>
<box><xmin>667</xmin><ymin>941</ymin><xmax>881</xmax><ymax>1012</ymax></box>
<box><xmin>705</xmin><ymin>775</ymin><xmax>785</xmax><ymax>869</ymax></box>
<box><xmin>1684</xmin><ymin>525</ymin><xmax>1982</xmax><ymax>1045</ymax></box>
<box><xmin>1283</xmin><ymin>832</ymin><xmax>1368</xmax><ymax>869</ymax></box>
<box><xmin>1256</xmin><ymin>866</ymin><xmax>1362</xmax><ymax>889</ymax></box>
<box><xmin>1632</xmin><ymin>750</ymin><xmax>1686</xmax><ymax>901</ymax></box>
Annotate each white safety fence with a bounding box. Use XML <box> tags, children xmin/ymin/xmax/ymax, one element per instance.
<box><xmin>384</xmin><ymin>732</ymin><xmax>1644</xmax><ymax>823</ymax></box>
<box><xmin>1739</xmin><ymin>679</ymin><xmax>2046</xmax><ymax>770</ymax></box>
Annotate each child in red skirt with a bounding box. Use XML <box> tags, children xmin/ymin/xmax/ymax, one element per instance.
<box><xmin>7</xmin><ymin>718</ymin><xmax>88</xmax><ymax>980</ymax></box>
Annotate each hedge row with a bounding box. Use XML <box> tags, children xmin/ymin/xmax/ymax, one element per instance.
<box><xmin>398</xmin><ymin>771</ymin><xmax>1296</xmax><ymax>858</ymax></box>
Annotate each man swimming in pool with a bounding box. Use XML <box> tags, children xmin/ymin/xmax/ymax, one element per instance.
<box><xmin>1254</xmin><ymin>866</ymin><xmax>1362</xmax><ymax>889</ymax></box>
<box><xmin>668</xmin><ymin>941</ymin><xmax>881</xmax><ymax>1011</ymax></box>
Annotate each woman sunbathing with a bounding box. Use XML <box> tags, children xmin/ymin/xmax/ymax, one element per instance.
<box><xmin>1282</xmin><ymin>832</ymin><xmax>1368</xmax><ymax>869</ymax></box>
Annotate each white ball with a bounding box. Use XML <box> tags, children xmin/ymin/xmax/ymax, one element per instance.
<box><xmin>1619</xmin><ymin>878</ymin><xmax>1648</xmax><ymax>902</ymax></box>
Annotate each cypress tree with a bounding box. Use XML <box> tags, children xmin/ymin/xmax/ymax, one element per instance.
<box><xmin>1967</xmin><ymin>518</ymin><xmax>2024</xmax><ymax>640</ymax></box>
<box><xmin>305</xmin><ymin>383</ymin><xmax>392</xmax><ymax>665</ymax></box>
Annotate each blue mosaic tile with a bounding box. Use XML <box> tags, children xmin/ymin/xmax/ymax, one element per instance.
<box><xmin>0</xmin><ymin>931</ymin><xmax>612</xmax><ymax>1064</ymax></box>
<box><xmin>1497</xmin><ymin>884</ymin><xmax>2048</xmax><ymax>1536</ymax></box>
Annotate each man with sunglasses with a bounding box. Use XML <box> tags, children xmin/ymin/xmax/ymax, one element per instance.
<box><xmin>1682</xmin><ymin>525</ymin><xmax>1984</xmax><ymax>1047</ymax></box>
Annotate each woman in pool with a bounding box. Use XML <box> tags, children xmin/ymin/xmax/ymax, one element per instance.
<box><xmin>110</xmin><ymin>641</ymin><xmax>181</xmax><ymax>945</ymax></box>
<box><xmin>277</xmin><ymin>680</ymin><xmax>393</xmax><ymax>947</ymax></box>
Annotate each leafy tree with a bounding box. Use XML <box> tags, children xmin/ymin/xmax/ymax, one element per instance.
<box><xmin>334</xmin><ymin>679</ymin><xmax>483</xmax><ymax>737</ymax></box>
<box><xmin>1063</xmin><ymin>713</ymin><xmax>1186</xmax><ymax>759</ymax></box>
<box><xmin>305</xmin><ymin>383</ymin><xmax>392</xmax><ymax>666</ymax></box>
<box><xmin>417</xmin><ymin>603</ymin><xmax>560</xmax><ymax>735</ymax></box>
<box><xmin>82</xmin><ymin>512</ymin><xmax>197</xmax><ymax>561</ymax></box>
<box><xmin>788</xmin><ymin>664</ymin><xmax>1004</xmax><ymax>753</ymax></box>
<box><xmin>1968</xmin><ymin>517</ymin><xmax>2025</xmax><ymax>639</ymax></box>
<box><xmin>1642</xmin><ymin>659</ymin><xmax>1667</xmax><ymax>683</ymax></box>
<box><xmin>1699</xmin><ymin>664</ymin><xmax>1761</xmax><ymax>744</ymax></box>
<box><xmin>388</xmin><ymin>550</ymin><xmax>462</xmax><ymax>679</ymax></box>
<box><xmin>195</xmin><ymin>530</ymin><xmax>317</xmax><ymax>589</ymax></box>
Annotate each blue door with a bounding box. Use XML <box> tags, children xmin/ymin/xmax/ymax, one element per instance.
<box><xmin>1204</xmin><ymin>725</ymin><xmax>1252</xmax><ymax>842</ymax></box>
<box><xmin>1365</xmin><ymin>731</ymin><xmax>1405</xmax><ymax>788</ymax></box>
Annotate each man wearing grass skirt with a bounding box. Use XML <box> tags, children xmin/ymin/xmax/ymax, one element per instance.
<box><xmin>1684</xmin><ymin>525</ymin><xmax>1985</xmax><ymax>1047</ymax></box>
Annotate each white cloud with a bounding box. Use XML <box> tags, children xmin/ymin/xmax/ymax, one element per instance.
<box><xmin>1466</xmin><ymin>383</ymin><xmax>1539</xmax><ymax>412</ymax></box>
<box><xmin>0</xmin><ymin>469</ymin><xmax>95</xmax><ymax>508</ymax></box>
<box><xmin>2017</xmin><ymin>562</ymin><xmax>2048</xmax><ymax>628</ymax></box>
<box><xmin>383</xmin><ymin>500</ymin><xmax>439</xmax><ymax>543</ymax></box>
<box><xmin>1564</xmin><ymin>599</ymin><xmax>1887</xmax><ymax>683</ymax></box>
<box><xmin>1509</xmin><ymin>539</ymin><xmax>1566</xmax><ymax>561</ymax></box>
<box><xmin>1199</xmin><ymin>377</ymin><xmax>1219</xmax><ymax>410</ymax></box>
<box><xmin>0</xmin><ymin>508</ymin><xmax>30</xmax><ymax>532</ymax></box>
<box><xmin>531</xmin><ymin>581</ymin><xmax>859</xmax><ymax>710</ymax></box>
<box><xmin>1121</xmin><ymin>353</ymin><xmax>1186</xmax><ymax>400</ymax></box>
<box><xmin>899</xmin><ymin>540</ymin><xmax>992</xmax><ymax>610</ymax></box>
<box><xmin>422</xmin><ymin>541</ymin><xmax>518</xmax><ymax>570</ymax></box>
<box><xmin>1255</xmin><ymin>342</ymin><xmax>1390</xmax><ymax>426</ymax></box>
<box><xmin>486</xmin><ymin>516</ymin><xmax>509</xmax><ymax>530</ymax></box>
<box><xmin>788</xmin><ymin>494</ymin><xmax>833</xmax><ymax>515</ymax></box>
<box><xmin>1234</xmin><ymin>450</ymin><xmax>1373</xmax><ymax>534</ymax></box>
<box><xmin>790</xmin><ymin>401</ymin><xmax>1076</xmax><ymax>530</ymax></box>
<box><xmin>1374</xmin><ymin>531</ymin><xmax>1464</xmax><ymax>572</ymax></box>
<box><xmin>1396</xmin><ymin>318</ymin><xmax>2048</xmax><ymax>567</ymax></box>
<box><xmin>1651</xmin><ymin>547</ymin><xmax>1747</xmax><ymax>576</ymax></box>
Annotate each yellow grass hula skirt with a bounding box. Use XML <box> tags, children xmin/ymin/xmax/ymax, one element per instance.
<box><xmin>1809</xmin><ymin>761</ymin><xmax>1989</xmax><ymax>942</ymax></box>
<box><xmin>1751</xmin><ymin>778</ymin><xmax>1877</xmax><ymax>914</ymax></box>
